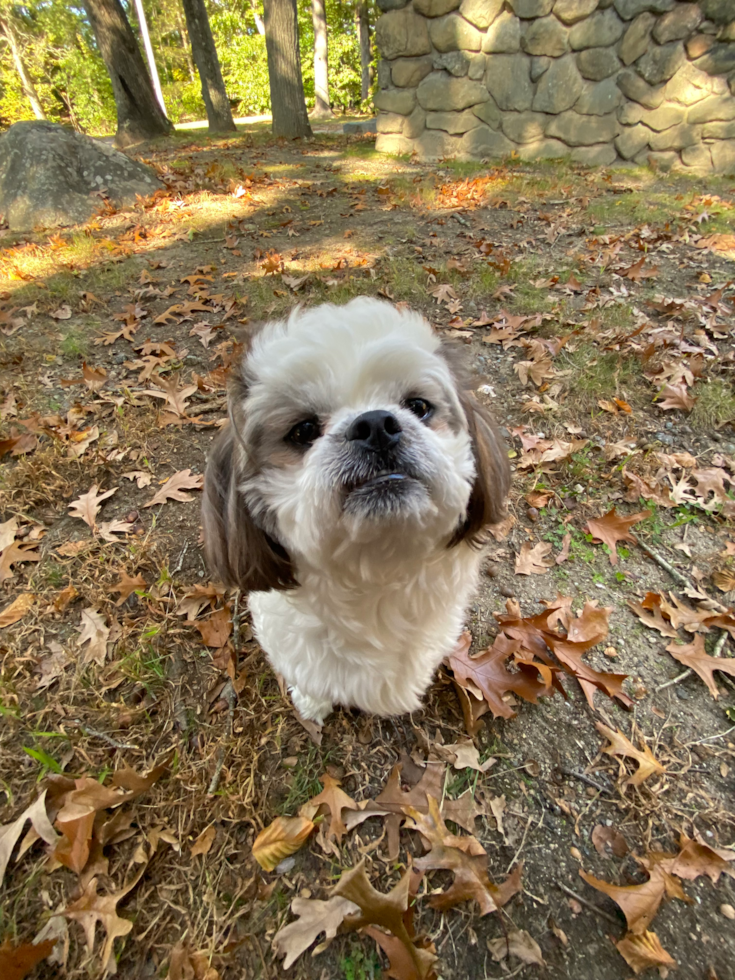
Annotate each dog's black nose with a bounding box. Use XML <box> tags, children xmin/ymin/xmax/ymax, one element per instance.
<box><xmin>346</xmin><ymin>410</ymin><xmax>402</xmax><ymax>453</ymax></box>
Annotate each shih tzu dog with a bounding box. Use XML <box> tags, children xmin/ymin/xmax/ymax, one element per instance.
<box><xmin>202</xmin><ymin>298</ymin><xmax>509</xmax><ymax>723</ymax></box>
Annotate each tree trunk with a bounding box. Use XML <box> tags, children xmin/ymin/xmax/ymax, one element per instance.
<box><xmin>83</xmin><ymin>0</ymin><xmax>173</xmax><ymax>147</ymax></box>
<box><xmin>176</xmin><ymin>8</ymin><xmax>196</xmax><ymax>81</ymax></box>
<box><xmin>249</xmin><ymin>0</ymin><xmax>265</xmax><ymax>35</ymax></box>
<box><xmin>263</xmin><ymin>0</ymin><xmax>312</xmax><ymax>138</ymax></box>
<box><xmin>0</xmin><ymin>16</ymin><xmax>46</xmax><ymax>120</ymax></box>
<box><xmin>311</xmin><ymin>0</ymin><xmax>330</xmax><ymax>118</ymax></box>
<box><xmin>356</xmin><ymin>1</ymin><xmax>371</xmax><ymax>104</ymax></box>
<box><xmin>181</xmin><ymin>0</ymin><xmax>236</xmax><ymax>133</ymax></box>
<box><xmin>131</xmin><ymin>0</ymin><xmax>166</xmax><ymax>113</ymax></box>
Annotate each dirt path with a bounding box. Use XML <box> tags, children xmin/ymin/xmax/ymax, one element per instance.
<box><xmin>1</xmin><ymin>127</ymin><xmax>734</xmax><ymax>980</ymax></box>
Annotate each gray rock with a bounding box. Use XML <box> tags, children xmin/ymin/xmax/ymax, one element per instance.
<box><xmin>343</xmin><ymin>118</ymin><xmax>378</xmax><ymax>134</ymax></box>
<box><xmin>553</xmin><ymin>0</ymin><xmax>599</xmax><ymax>25</ymax></box>
<box><xmin>634</xmin><ymin>147</ymin><xmax>678</xmax><ymax>167</ymax></box>
<box><xmin>468</xmin><ymin>54</ymin><xmax>488</xmax><ymax>79</ymax></box>
<box><xmin>653</xmin><ymin>4</ymin><xmax>703</xmax><ymax>43</ymax></box>
<box><xmin>617</xmin><ymin>68</ymin><xmax>666</xmax><ymax>106</ymax></box>
<box><xmin>459</xmin><ymin>0</ymin><xmax>504</xmax><ymax>28</ymax></box>
<box><xmin>575</xmin><ymin>77</ymin><xmax>623</xmax><ymax>113</ymax></box>
<box><xmin>483</xmin><ymin>10</ymin><xmax>522</xmax><ymax>51</ymax></box>
<box><xmin>404</xmin><ymin>106</ymin><xmax>427</xmax><ymax>137</ymax></box>
<box><xmin>576</xmin><ymin>47</ymin><xmax>621</xmax><ymax>79</ymax></box>
<box><xmin>518</xmin><ymin>137</ymin><xmax>570</xmax><ymax>158</ymax></box>
<box><xmin>571</xmin><ymin>142</ymin><xmax>618</xmax><ymax>163</ymax></box>
<box><xmin>569</xmin><ymin>8</ymin><xmax>625</xmax><ymax>48</ymax></box>
<box><xmin>532</xmin><ymin>53</ymin><xmax>585</xmax><ymax>112</ymax></box>
<box><xmin>615</xmin><ymin>122</ymin><xmax>650</xmax><ymax>156</ymax></box>
<box><xmin>686</xmin><ymin>33</ymin><xmax>715</xmax><ymax>59</ymax></box>
<box><xmin>703</xmin><ymin>118</ymin><xmax>735</xmax><ymax>138</ymax></box>
<box><xmin>0</xmin><ymin>121</ymin><xmax>161</xmax><ymax>232</ymax></box>
<box><xmin>680</xmin><ymin>142</ymin><xmax>712</xmax><ymax>169</ymax></box>
<box><xmin>531</xmin><ymin>56</ymin><xmax>551</xmax><ymax>80</ymax></box>
<box><xmin>688</xmin><ymin>94</ymin><xmax>735</xmax><ymax>122</ymax></box>
<box><xmin>413</xmin><ymin>0</ymin><xmax>461</xmax><ymax>15</ymax></box>
<box><xmin>375</xmin><ymin>133</ymin><xmax>414</xmax><ymax>154</ymax></box>
<box><xmin>392</xmin><ymin>57</ymin><xmax>433</xmax><ymax>87</ymax></box>
<box><xmin>472</xmin><ymin>99</ymin><xmax>503</xmax><ymax>127</ymax></box>
<box><xmin>417</xmin><ymin>72</ymin><xmax>491</xmax><ymax>110</ymax></box>
<box><xmin>433</xmin><ymin>51</ymin><xmax>471</xmax><ymax>75</ymax></box>
<box><xmin>459</xmin><ymin>124</ymin><xmax>515</xmax><ymax>157</ymax></box>
<box><xmin>694</xmin><ymin>45</ymin><xmax>735</xmax><ymax>76</ymax></box>
<box><xmin>636</xmin><ymin>41</ymin><xmax>686</xmax><ymax>84</ymax></box>
<box><xmin>613</xmin><ymin>0</ymin><xmax>674</xmax><ymax>19</ymax></box>
<box><xmin>502</xmin><ymin>110</ymin><xmax>549</xmax><ymax>141</ymax></box>
<box><xmin>377</xmin><ymin>0</ymin><xmax>409</xmax><ymax>10</ymax></box>
<box><xmin>711</xmin><ymin>139</ymin><xmax>735</xmax><ymax>174</ymax></box>
<box><xmin>485</xmin><ymin>53</ymin><xmax>534</xmax><ymax>110</ymax></box>
<box><xmin>430</xmin><ymin>13</ymin><xmax>485</xmax><ymax>51</ymax></box>
<box><xmin>546</xmin><ymin>108</ymin><xmax>619</xmax><ymax>142</ymax></box>
<box><xmin>522</xmin><ymin>16</ymin><xmax>570</xmax><ymax>56</ymax></box>
<box><xmin>378</xmin><ymin>60</ymin><xmax>392</xmax><ymax>88</ymax></box>
<box><xmin>413</xmin><ymin>129</ymin><xmax>462</xmax><ymax>159</ymax></box>
<box><xmin>374</xmin><ymin>88</ymin><xmax>417</xmax><ymax>114</ymax></box>
<box><xmin>375</xmin><ymin>9</ymin><xmax>432</xmax><ymax>59</ymax></box>
<box><xmin>618</xmin><ymin>100</ymin><xmax>645</xmax><ymax>122</ymax></box>
<box><xmin>643</xmin><ymin>103</ymin><xmax>686</xmax><ymax>130</ymax></box>
<box><xmin>619</xmin><ymin>11</ymin><xmax>655</xmax><ymax>64</ymax></box>
<box><xmin>648</xmin><ymin>122</ymin><xmax>699</xmax><ymax>149</ymax></box>
<box><xmin>664</xmin><ymin>62</ymin><xmax>714</xmax><ymax>105</ymax></box>
<box><xmin>722</xmin><ymin>20</ymin><xmax>735</xmax><ymax>41</ymax></box>
<box><xmin>426</xmin><ymin>108</ymin><xmax>484</xmax><ymax>132</ymax></box>
<box><xmin>377</xmin><ymin>111</ymin><xmax>407</xmax><ymax>133</ymax></box>
<box><xmin>509</xmin><ymin>0</ymin><xmax>554</xmax><ymax>16</ymax></box>
<box><xmin>699</xmin><ymin>0</ymin><xmax>732</xmax><ymax>24</ymax></box>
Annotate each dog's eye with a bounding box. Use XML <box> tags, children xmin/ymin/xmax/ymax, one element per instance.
<box><xmin>287</xmin><ymin>417</ymin><xmax>322</xmax><ymax>446</ymax></box>
<box><xmin>405</xmin><ymin>398</ymin><xmax>433</xmax><ymax>422</ymax></box>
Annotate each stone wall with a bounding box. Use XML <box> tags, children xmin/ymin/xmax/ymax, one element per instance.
<box><xmin>373</xmin><ymin>0</ymin><xmax>735</xmax><ymax>173</ymax></box>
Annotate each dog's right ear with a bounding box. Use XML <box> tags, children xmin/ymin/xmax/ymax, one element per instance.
<box><xmin>202</xmin><ymin>423</ymin><xmax>298</xmax><ymax>592</ymax></box>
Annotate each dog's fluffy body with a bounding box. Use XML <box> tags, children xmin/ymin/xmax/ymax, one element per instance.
<box><xmin>203</xmin><ymin>298</ymin><xmax>509</xmax><ymax>722</ymax></box>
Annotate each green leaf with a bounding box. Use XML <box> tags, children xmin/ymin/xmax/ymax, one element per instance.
<box><xmin>23</xmin><ymin>746</ymin><xmax>62</xmax><ymax>774</ymax></box>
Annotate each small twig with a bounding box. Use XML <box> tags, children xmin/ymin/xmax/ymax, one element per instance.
<box><xmin>559</xmin><ymin>766</ymin><xmax>610</xmax><ymax>794</ymax></box>
<box><xmin>713</xmin><ymin>630</ymin><xmax>728</xmax><ymax>658</ymax></box>
<box><xmin>690</xmin><ymin>725</ymin><xmax>735</xmax><ymax>745</ymax></box>
<box><xmin>207</xmin><ymin>679</ymin><xmax>237</xmax><ymax>796</ymax></box>
<box><xmin>168</xmin><ymin>648</ymin><xmax>190</xmax><ymax>734</ymax></box>
<box><xmin>171</xmin><ymin>541</ymin><xmax>189</xmax><ymax>575</ymax></box>
<box><xmin>231</xmin><ymin>589</ymin><xmax>242</xmax><ymax>653</ymax></box>
<box><xmin>72</xmin><ymin>721</ymin><xmax>136</xmax><ymax>751</ymax></box>
<box><xmin>506</xmin><ymin>814</ymin><xmax>539</xmax><ymax>874</ymax></box>
<box><xmin>658</xmin><ymin>668</ymin><xmax>692</xmax><ymax>692</ymax></box>
<box><xmin>556</xmin><ymin>883</ymin><xmax>621</xmax><ymax>926</ymax></box>
<box><xmin>630</xmin><ymin>532</ymin><xmax>691</xmax><ymax>589</ymax></box>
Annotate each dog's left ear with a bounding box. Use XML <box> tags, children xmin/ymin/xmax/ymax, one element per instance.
<box><xmin>452</xmin><ymin>389</ymin><xmax>511</xmax><ymax>547</ymax></box>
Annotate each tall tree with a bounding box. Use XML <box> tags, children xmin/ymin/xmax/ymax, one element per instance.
<box><xmin>355</xmin><ymin>0</ymin><xmax>371</xmax><ymax>104</ymax></box>
<box><xmin>263</xmin><ymin>0</ymin><xmax>311</xmax><ymax>138</ymax></box>
<box><xmin>175</xmin><ymin>6</ymin><xmax>196</xmax><ymax>81</ymax></box>
<box><xmin>0</xmin><ymin>13</ymin><xmax>46</xmax><ymax>119</ymax></box>
<box><xmin>82</xmin><ymin>0</ymin><xmax>173</xmax><ymax>147</ymax></box>
<box><xmin>181</xmin><ymin>0</ymin><xmax>236</xmax><ymax>133</ymax></box>
<box><xmin>311</xmin><ymin>0</ymin><xmax>329</xmax><ymax>118</ymax></box>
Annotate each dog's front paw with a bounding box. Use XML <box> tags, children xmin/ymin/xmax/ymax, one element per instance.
<box><xmin>290</xmin><ymin>686</ymin><xmax>333</xmax><ymax>725</ymax></box>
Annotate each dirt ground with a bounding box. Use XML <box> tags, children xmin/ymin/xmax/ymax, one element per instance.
<box><xmin>1</xmin><ymin>123</ymin><xmax>735</xmax><ymax>980</ymax></box>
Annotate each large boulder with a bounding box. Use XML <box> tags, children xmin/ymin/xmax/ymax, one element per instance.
<box><xmin>0</xmin><ymin>121</ymin><xmax>161</xmax><ymax>232</ymax></box>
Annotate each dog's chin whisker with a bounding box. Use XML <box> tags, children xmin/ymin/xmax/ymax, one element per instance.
<box><xmin>202</xmin><ymin>296</ymin><xmax>510</xmax><ymax>718</ymax></box>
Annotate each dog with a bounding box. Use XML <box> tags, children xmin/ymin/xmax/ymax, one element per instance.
<box><xmin>202</xmin><ymin>298</ymin><xmax>509</xmax><ymax>723</ymax></box>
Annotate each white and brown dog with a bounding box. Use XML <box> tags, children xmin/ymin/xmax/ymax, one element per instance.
<box><xmin>203</xmin><ymin>298</ymin><xmax>509</xmax><ymax>722</ymax></box>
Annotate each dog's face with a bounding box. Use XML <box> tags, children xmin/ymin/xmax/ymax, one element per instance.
<box><xmin>203</xmin><ymin>299</ymin><xmax>509</xmax><ymax>590</ymax></box>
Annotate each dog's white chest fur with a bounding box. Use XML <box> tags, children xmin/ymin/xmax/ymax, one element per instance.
<box><xmin>250</xmin><ymin>544</ymin><xmax>481</xmax><ymax>722</ymax></box>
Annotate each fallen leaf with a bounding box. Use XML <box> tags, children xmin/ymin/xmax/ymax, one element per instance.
<box><xmin>111</xmin><ymin>571</ymin><xmax>146</xmax><ymax>605</ymax></box>
<box><xmin>515</xmin><ymin>541</ymin><xmax>554</xmax><ymax>575</ymax></box>
<box><xmin>487</xmin><ymin>929</ymin><xmax>545</xmax><ymax>967</ymax></box>
<box><xmin>615</xmin><ymin>930</ymin><xmax>676</xmax><ymax>975</ymax></box>
<box><xmin>143</xmin><ymin>469</ymin><xmax>204</xmax><ymax>507</ymax></box>
<box><xmin>591</xmin><ymin>824</ymin><xmax>628</xmax><ymax>858</ymax></box>
<box><xmin>195</xmin><ymin>607</ymin><xmax>232</xmax><ymax>649</ymax></box>
<box><xmin>0</xmin><ymin>938</ymin><xmax>56</xmax><ymax>980</ymax></box>
<box><xmin>713</xmin><ymin>569</ymin><xmax>735</xmax><ymax>592</ymax></box>
<box><xmin>63</xmin><ymin>869</ymin><xmax>145</xmax><ymax>974</ymax></box>
<box><xmin>190</xmin><ymin>825</ymin><xmax>216</xmax><ymax>858</ymax></box>
<box><xmin>49</xmin><ymin>304</ymin><xmax>72</xmax><ymax>319</ymax></box>
<box><xmin>596</xmin><ymin>723</ymin><xmax>665</xmax><ymax>788</ymax></box>
<box><xmin>431</xmin><ymin>740</ymin><xmax>495</xmax><ymax>773</ymax></box>
<box><xmin>252</xmin><ymin>816</ymin><xmax>314</xmax><ymax>871</ymax></box>
<box><xmin>585</xmin><ymin>508</ymin><xmax>650</xmax><ymax>566</ymax></box>
<box><xmin>300</xmin><ymin>773</ymin><xmax>359</xmax><ymax>843</ymax></box>
<box><xmin>665</xmin><ymin>635</ymin><xmax>735</xmax><ymax>699</ymax></box>
<box><xmin>556</xmin><ymin>532</ymin><xmax>571</xmax><ymax>565</ymax></box>
<box><xmin>141</xmin><ymin>374</ymin><xmax>198</xmax><ymax>417</ymax></box>
<box><xmin>77</xmin><ymin>608</ymin><xmax>110</xmax><ymax>665</ymax></box>
<box><xmin>0</xmin><ymin>790</ymin><xmax>59</xmax><ymax>888</ymax></box>
<box><xmin>68</xmin><ymin>485</ymin><xmax>118</xmax><ymax>530</ymax></box>
<box><xmin>82</xmin><ymin>362</ymin><xmax>107</xmax><ymax>391</ymax></box>
<box><xmin>0</xmin><ymin>541</ymin><xmax>41</xmax><ymax>584</ymax></box>
<box><xmin>580</xmin><ymin>865</ymin><xmax>684</xmax><ymax>934</ymax></box>
<box><xmin>0</xmin><ymin>593</ymin><xmax>35</xmax><ymax>628</ymax></box>
<box><xmin>658</xmin><ymin>382</ymin><xmax>695</xmax><ymax>412</ymax></box>
<box><xmin>647</xmin><ymin>835</ymin><xmax>735</xmax><ymax>885</ymax></box>
<box><xmin>272</xmin><ymin>896</ymin><xmax>359</xmax><ymax>969</ymax></box>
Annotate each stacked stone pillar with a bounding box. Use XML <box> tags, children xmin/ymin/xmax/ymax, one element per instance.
<box><xmin>374</xmin><ymin>0</ymin><xmax>735</xmax><ymax>173</ymax></box>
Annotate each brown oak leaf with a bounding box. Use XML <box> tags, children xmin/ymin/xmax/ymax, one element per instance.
<box><xmin>515</xmin><ymin>541</ymin><xmax>554</xmax><ymax>575</ymax></box>
<box><xmin>596</xmin><ymin>723</ymin><xmax>665</xmax><ymax>788</ymax></box>
<box><xmin>272</xmin><ymin>896</ymin><xmax>359</xmax><ymax>969</ymax></box>
<box><xmin>615</xmin><ymin>931</ymin><xmax>676</xmax><ymax>975</ymax></box>
<box><xmin>68</xmin><ymin>485</ymin><xmax>118</xmax><ymax>530</ymax></box>
<box><xmin>658</xmin><ymin>382</ymin><xmax>695</xmax><ymax>412</ymax></box>
<box><xmin>584</xmin><ymin>508</ymin><xmax>650</xmax><ymax>566</ymax></box>
<box><xmin>300</xmin><ymin>774</ymin><xmax>360</xmax><ymax>843</ymax></box>
<box><xmin>665</xmin><ymin>635</ymin><xmax>735</xmax><ymax>699</ymax></box>
<box><xmin>143</xmin><ymin>469</ymin><xmax>204</xmax><ymax>507</ymax></box>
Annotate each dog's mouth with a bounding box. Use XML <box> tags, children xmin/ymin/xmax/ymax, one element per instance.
<box><xmin>354</xmin><ymin>470</ymin><xmax>409</xmax><ymax>490</ymax></box>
